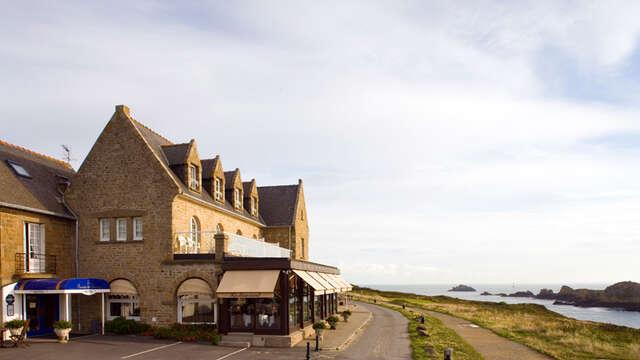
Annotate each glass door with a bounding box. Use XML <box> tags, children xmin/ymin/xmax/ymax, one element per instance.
<box><xmin>26</xmin><ymin>294</ymin><xmax>58</xmax><ymax>336</ymax></box>
<box><xmin>26</xmin><ymin>223</ymin><xmax>45</xmax><ymax>273</ymax></box>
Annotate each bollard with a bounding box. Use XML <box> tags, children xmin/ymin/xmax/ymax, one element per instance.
<box><xmin>306</xmin><ymin>342</ymin><xmax>310</xmax><ymax>360</ymax></box>
<box><xmin>444</xmin><ymin>348</ymin><xmax>453</xmax><ymax>360</ymax></box>
<box><xmin>315</xmin><ymin>333</ymin><xmax>319</xmax><ymax>352</ymax></box>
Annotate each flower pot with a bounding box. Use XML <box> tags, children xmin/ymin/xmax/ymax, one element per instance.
<box><xmin>8</xmin><ymin>327</ymin><xmax>22</xmax><ymax>336</ymax></box>
<box><xmin>54</xmin><ymin>328</ymin><xmax>71</xmax><ymax>343</ymax></box>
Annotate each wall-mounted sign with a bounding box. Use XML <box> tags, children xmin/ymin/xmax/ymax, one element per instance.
<box><xmin>6</xmin><ymin>304</ymin><xmax>13</xmax><ymax>317</ymax></box>
<box><xmin>5</xmin><ymin>294</ymin><xmax>15</xmax><ymax>305</ymax></box>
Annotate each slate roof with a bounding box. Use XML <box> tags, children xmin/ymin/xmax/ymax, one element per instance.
<box><xmin>161</xmin><ymin>143</ymin><xmax>190</xmax><ymax>165</ymax></box>
<box><xmin>242</xmin><ymin>181</ymin><xmax>254</xmax><ymax>197</ymax></box>
<box><xmin>130</xmin><ymin>119</ymin><xmax>266</xmax><ymax>225</ymax></box>
<box><xmin>201</xmin><ymin>157</ymin><xmax>219</xmax><ymax>179</ymax></box>
<box><xmin>224</xmin><ymin>171</ymin><xmax>236</xmax><ymax>190</ymax></box>
<box><xmin>0</xmin><ymin>140</ymin><xmax>75</xmax><ymax>218</ymax></box>
<box><xmin>257</xmin><ymin>185</ymin><xmax>299</xmax><ymax>226</ymax></box>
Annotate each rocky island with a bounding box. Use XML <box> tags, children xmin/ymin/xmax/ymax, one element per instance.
<box><xmin>449</xmin><ymin>284</ymin><xmax>476</xmax><ymax>292</ymax></box>
<box><xmin>479</xmin><ymin>281</ymin><xmax>640</xmax><ymax>311</ymax></box>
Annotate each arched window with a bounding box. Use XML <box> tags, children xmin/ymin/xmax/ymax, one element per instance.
<box><xmin>236</xmin><ymin>230</ymin><xmax>242</xmax><ymax>236</ymax></box>
<box><xmin>190</xmin><ymin>216</ymin><xmax>200</xmax><ymax>253</ymax></box>
<box><xmin>108</xmin><ymin>279</ymin><xmax>140</xmax><ymax>320</ymax></box>
<box><xmin>216</xmin><ymin>223</ymin><xmax>223</xmax><ymax>234</ymax></box>
<box><xmin>177</xmin><ymin>278</ymin><xmax>216</xmax><ymax>324</ymax></box>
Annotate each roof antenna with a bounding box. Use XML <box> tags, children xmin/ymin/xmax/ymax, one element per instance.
<box><xmin>61</xmin><ymin>144</ymin><xmax>76</xmax><ymax>165</ymax></box>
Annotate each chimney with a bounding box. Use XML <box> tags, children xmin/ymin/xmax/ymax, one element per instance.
<box><xmin>115</xmin><ymin>104</ymin><xmax>130</xmax><ymax>117</ymax></box>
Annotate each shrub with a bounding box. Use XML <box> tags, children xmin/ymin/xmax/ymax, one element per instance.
<box><xmin>145</xmin><ymin>323</ymin><xmax>220</xmax><ymax>345</ymax></box>
<box><xmin>4</xmin><ymin>319</ymin><xmax>25</xmax><ymax>329</ymax></box>
<box><xmin>341</xmin><ymin>310</ymin><xmax>352</xmax><ymax>321</ymax></box>
<box><xmin>313</xmin><ymin>322</ymin><xmax>327</xmax><ymax>330</ymax></box>
<box><xmin>327</xmin><ymin>316</ymin><xmax>339</xmax><ymax>329</ymax></box>
<box><xmin>105</xmin><ymin>317</ymin><xmax>150</xmax><ymax>335</ymax></box>
<box><xmin>53</xmin><ymin>320</ymin><xmax>72</xmax><ymax>329</ymax></box>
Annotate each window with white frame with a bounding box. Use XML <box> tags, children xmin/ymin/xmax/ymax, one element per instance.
<box><xmin>234</xmin><ymin>189</ymin><xmax>242</xmax><ymax>210</ymax></box>
<box><xmin>214</xmin><ymin>178</ymin><xmax>223</xmax><ymax>200</ymax></box>
<box><xmin>133</xmin><ymin>217</ymin><xmax>143</xmax><ymax>240</ymax></box>
<box><xmin>189</xmin><ymin>164</ymin><xmax>199</xmax><ymax>190</ymax></box>
<box><xmin>100</xmin><ymin>219</ymin><xmax>110</xmax><ymax>241</ymax></box>
<box><xmin>116</xmin><ymin>218</ymin><xmax>127</xmax><ymax>241</ymax></box>
<box><xmin>7</xmin><ymin>160</ymin><xmax>31</xmax><ymax>178</ymax></box>
<box><xmin>190</xmin><ymin>216</ymin><xmax>200</xmax><ymax>252</ymax></box>
<box><xmin>251</xmin><ymin>197</ymin><xmax>258</xmax><ymax>216</ymax></box>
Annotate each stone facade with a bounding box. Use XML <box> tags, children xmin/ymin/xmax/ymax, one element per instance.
<box><xmin>65</xmin><ymin>105</ymin><xmax>312</xmax><ymax>329</ymax></box>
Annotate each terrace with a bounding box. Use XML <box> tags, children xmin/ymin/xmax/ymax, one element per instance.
<box><xmin>172</xmin><ymin>231</ymin><xmax>291</xmax><ymax>260</ymax></box>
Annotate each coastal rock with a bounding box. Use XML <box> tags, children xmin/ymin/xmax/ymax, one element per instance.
<box><xmin>535</xmin><ymin>281</ymin><xmax>640</xmax><ymax>312</ymax></box>
<box><xmin>506</xmin><ymin>291</ymin><xmax>535</xmax><ymax>298</ymax></box>
<box><xmin>480</xmin><ymin>291</ymin><xmax>492</xmax><ymax>296</ymax></box>
<box><xmin>448</xmin><ymin>284</ymin><xmax>476</xmax><ymax>292</ymax></box>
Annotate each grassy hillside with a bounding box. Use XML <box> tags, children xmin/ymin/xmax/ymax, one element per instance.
<box><xmin>353</xmin><ymin>286</ymin><xmax>640</xmax><ymax>360</ymax></box>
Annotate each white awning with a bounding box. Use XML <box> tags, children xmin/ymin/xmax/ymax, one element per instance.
<box><xmin>316</xmin><ymin>272</ymin><xmax>345</xmax><ymax>293</ymax></box>
<box><xmin>216</xmin><ymin>270</ymin><xmax>280</xmax><ymax>298</ymax></box>
<box><xmin>306</xmin><ymin>272</ymin><xmax>337</xmax><ymax>294</ymax></box>
<box><xmin>293</xmin><ymin>270</ymin><xmax>326</xmax><ymax>295</ymax></box>
<box><xmin>178</xmin><ymin>278</ymin><xmax>214</xmax><ymax>297</ymax></box>
<box><xmin>109</xmin><ymin>279</ymin><xmax>138</xmax><ymax>296</ymax></box>
<box><xmin>330</xmin><ymin>274</ymin><xmax>353</xmax><ymax>291</ymax></box>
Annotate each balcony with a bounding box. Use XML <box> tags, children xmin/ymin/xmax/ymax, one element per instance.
<box><xmin>172</xmin><ymin>231</ymin><xmax>291</xmax><ymax>259</ymax></box>
<box><xmin>15</xmin><ymin>253</ymin><xmax>56</xmax><ymax>276</ymax></box>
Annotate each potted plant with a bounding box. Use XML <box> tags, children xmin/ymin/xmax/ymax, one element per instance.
<box><xmin>53</xmin><ymin>320</ymin><xmax>73</xmax><ymax>343</ymax></box>
<box><xmin>341</xmin><ymin>309</ymin><xmax>352</xmax><ymax>322</ymax></box>
<box><xmin>4</xmin><ymin>319</ymin><xmax>26</xmax><ymax>336</ymax></box>
<box><xmin>327</xmin><ymin>316</ymin><xmax>339</xmax><ymax>329</ymax></box>
<box><xmin>312</xmin><ymin>322</ymin><xmax>326</xmax><ymax>337</ymax></box>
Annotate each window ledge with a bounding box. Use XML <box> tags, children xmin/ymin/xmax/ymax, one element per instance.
<box><xmin>95</xmin><ymin>240</ymin><xmax>144</xmax><ymax>245</ymax></box>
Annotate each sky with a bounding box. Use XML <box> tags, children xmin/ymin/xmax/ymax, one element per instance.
<box><xmin>2</xmin><ymin>1</ymin><xmax>640</xmax><ymax>285</ymax></box>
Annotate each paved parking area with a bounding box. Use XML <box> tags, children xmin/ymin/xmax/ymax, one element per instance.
<box><xmin>0</xmin><ymin>335</ymin><xmax>317</xmax><ymax>360</ymax></box>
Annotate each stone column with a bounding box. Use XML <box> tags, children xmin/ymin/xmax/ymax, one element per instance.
<box><xmin>214</xmin><ymin>233</ymin><xmax>229</xmax><ymax>264</ymax></box>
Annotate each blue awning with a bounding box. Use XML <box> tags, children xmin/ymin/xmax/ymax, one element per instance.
<box><xmin>14</xmin><ymin>278</ymin><xmax>110</xmax><ymax>294</ymax></box>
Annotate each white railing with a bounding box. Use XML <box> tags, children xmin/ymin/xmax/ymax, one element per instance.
<box><xmin>173</xmin><ymin>231</ymin><xmax>291</xmax><ymax>258</ymax></box>
<box><xmin>226</xmin><ymin>233</ymin><xmax>291</xmax><ymax>258</ymax></box>
<box><xmin>173</xmin><ymin>231</ymin><xmax>216</xmax><ymax>254</ymax></box>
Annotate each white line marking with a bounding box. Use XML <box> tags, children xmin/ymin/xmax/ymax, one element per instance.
<box><xmin>215</xmin><ymin>347</ymin><xmax>248</xmax><ymax>360</ymax></box>
<box><xmin>70</xmin><ymin>334</ymin><xmax>99</xmax><ymax>340</ymax></box>
<box><xmin>120</xmin><ymin>341</ymin><xmax>182</xmax><ymax>359</ymax></box>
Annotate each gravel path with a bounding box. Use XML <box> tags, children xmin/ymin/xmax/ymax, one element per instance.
<box><xmin>418</xmin><ymin>308</ymin><xmax>552</xmax><ymax>360</ymax></box>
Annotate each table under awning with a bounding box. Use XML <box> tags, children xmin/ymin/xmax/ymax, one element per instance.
<box><xmin>293</xmin><ymin>270</ymin><xmax>327</xmax><ymax>295</ymax></box>
<box><xmin>216</xmin><ymin>270</ymin><xmax>280</xmax><ymax>298</ymax></box>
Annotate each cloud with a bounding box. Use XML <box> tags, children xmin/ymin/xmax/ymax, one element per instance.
<box><xmin>2</xmin><ymin>1</ymin><xmax>640</xmax><ymax>284</ymax></box>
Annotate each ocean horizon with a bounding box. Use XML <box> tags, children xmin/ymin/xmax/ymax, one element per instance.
<box><xmin>363</xmin><ymin>283</ymin><xmax>640</xmax><ymax>329</ymax></box>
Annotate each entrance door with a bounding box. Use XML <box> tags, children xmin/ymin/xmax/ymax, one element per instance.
<box><xmin>25</xmin><ymin>223</ymin><xmax>45</xmax><ymax>272</ymax></box>
<box><xmin>26</xmin><ymin>294</ymin><xmax>58</xmax><ymax>336</ymax></box>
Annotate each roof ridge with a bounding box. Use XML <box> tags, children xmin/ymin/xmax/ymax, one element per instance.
<box><xmin>161</xmin><ymin>142</ymin><xmax>189</xmax><ymax>147</ymax></box>
<box><xmin>258</xmin><ymin>184</ymin><xmax>298</xmax><ymax>188</ymax></box>
<box><xmin>131</xmin><ymin>118</ymin><xmax>174</xmax><ymax>145</ymax></box>
<box><xmin>0</xmin><ymin>139</ymin><xmax>72</xmax><ymax>169</ymax></box>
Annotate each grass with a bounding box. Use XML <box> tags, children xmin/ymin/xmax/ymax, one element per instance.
<box><xmin>353</xmin><ymin>287</ymin><xmax>640</xmax><ymax>360</ymax></box>
<box><xmin>367</xmin><ymin>300</ymin><xmax>483</xmax><ymax>359</ymax></box>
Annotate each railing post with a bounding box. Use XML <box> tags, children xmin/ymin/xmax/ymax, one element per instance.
<box><xmin>214</xmin><ymin>233</ymin><xmax>229</xmax><ymax>264</ymax></box>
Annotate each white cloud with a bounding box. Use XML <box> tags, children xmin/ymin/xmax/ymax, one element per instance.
<box><xmin>2</xmin><ymin>1</ymin><xmax>640</xmax><ymax>285</ymax></box>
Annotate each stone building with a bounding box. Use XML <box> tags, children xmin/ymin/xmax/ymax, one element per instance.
<box><xmin>61</xmin><ymin>105</ymin><xmax>350</xmax><ymax>346</ymax></box>
<box><xmin>0</xmin><ymin>140</ymin><xmax>110</xmax><ymax>338</ymax></box>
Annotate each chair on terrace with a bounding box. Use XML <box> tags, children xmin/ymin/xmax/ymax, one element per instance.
<box><xmin>9</xmin><ymin>319</ymin><xmax>30</xmax><ymax>348</ymax></box>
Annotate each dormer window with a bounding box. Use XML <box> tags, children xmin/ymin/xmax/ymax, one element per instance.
<box><xmin>251</xmin><ymin>197</ymin><xmax>258</xmax><ymax>216</ymax></box>
<box><xmin>234</xmin><ymin>189</ymin><xmax>242</xmax><ymax>210</ymax></box>
<box><xmin>214</xmin><ymin>177</ymin><xmax>223</xmax><ymax>201</ymax></box>
<box><xmin>189</xmin><ymin>164</ymin><xmax>199</xmax><ymax>190</ymax></box>
<box><xmin>7</xmin><ymin>160</ymin><xmax>31</xmax><ymax>178</ymax></box>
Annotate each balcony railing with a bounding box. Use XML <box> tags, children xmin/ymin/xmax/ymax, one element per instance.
<box><xmin>15</xmin><ymin>253</ymin><xmax>56</xmax><ymax>274</ymax></box>
<box><xmin>172</xmin><ymin>231</ymin><xmax>291</xmax><ymax>258</ymax></box>
<box><xmin>227</xmin><ymin>233</ymin><xmax>291</xmax><ymax>258</ymax></box>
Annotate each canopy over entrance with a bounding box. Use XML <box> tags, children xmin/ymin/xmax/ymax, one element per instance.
<box><xmin>14</xmin><ymin>278</ymin><xmax>110</xmax><ymax>294</ymax></box>
<box><xmin>216</xmin><ymin>270</ymin><xmax>280</xmax><ymax>298</ymax></box>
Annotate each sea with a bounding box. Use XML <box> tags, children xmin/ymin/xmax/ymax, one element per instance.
<box><xmin>364</xmin><ymin>283</ymin><xmax>640</xmax><ymax>329</ymax></box>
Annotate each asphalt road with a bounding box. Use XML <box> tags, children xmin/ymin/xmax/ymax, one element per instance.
<box><xmin>320</xmin><ymin>302</ymin><xmax>411</xmax><ymax>360</ymax></box>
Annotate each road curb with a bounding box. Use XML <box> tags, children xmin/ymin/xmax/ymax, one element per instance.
<box><xmin>333</xmin><ymin>307</ymin><xmax>373</xmax><ymax>351</ymax></box>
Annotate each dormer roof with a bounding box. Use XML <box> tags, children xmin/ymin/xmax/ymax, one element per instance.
<box><xmin>224</xmin><ymin>169</ymin><xmax>241</xmax><ymax>190</ymax></box>
<box><xmin>201</xmin><ymin>155</ymin><xmax>221</xmax><ymax>179</ymax></box>
<box><xmin>161</xmin><ymin>143</ymin><xmax>191</xmax><ymax>165</ymax></box>
<box><xmin>257</xmin><ymin>183</ymin><xmax>300</xmax><ymax>226</ymax></box>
